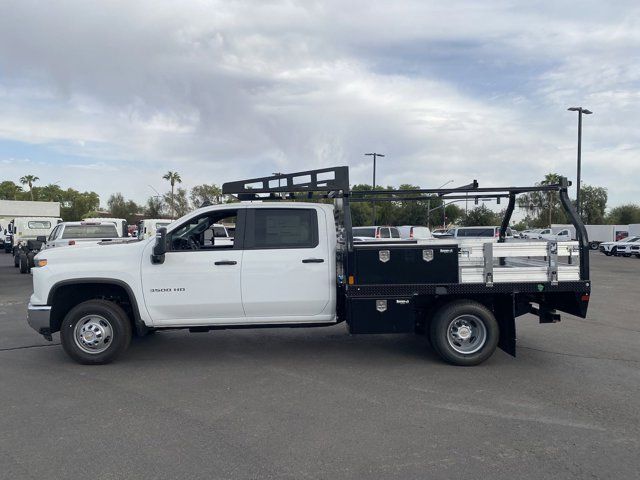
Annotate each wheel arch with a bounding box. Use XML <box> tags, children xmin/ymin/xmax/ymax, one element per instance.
<box><xmin>47</xmin><ymin>279</ymin><xmax>147</xmax><ymax>335</ymax></box>
<box><xmin>415</xmin><ymin>293</ymin><xmax>518</xmax><ymax>357</ymax></box>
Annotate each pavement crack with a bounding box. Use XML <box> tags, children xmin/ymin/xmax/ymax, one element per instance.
<box><xmin>0</xmin><ymin>343</ymin><xmax>61</xmax><ymax>352</ymax></box>
<box><xmin>520</xmin><ymin>345</ymin><xmax>640</xmax><ymax>364</ymax></box>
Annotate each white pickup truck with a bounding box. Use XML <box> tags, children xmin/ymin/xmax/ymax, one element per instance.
<box><xmin>27</xmin><ymin>167</ymin><xmax>592</xmax><ymax>366</ymax></box>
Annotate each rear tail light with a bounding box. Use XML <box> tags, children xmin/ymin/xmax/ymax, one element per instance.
<box><xmin>410</xmin><ymin>228</ymin><xmax>414</xmax><ymax>239</ymax></box>
<box><xmin>68</xmin><ymin>240</ymin><xmax>76</xmax><ymax>245</ymax></box>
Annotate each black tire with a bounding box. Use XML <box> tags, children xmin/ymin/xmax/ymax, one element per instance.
<box><xmin>60</xmin><ymin>299</ymin><xmax>132</xmax><ymax>365</ymax></box>
<box><xmin>19</xmin><ymin>254</ymin><xmax>29</xmax><ymax>273</ymax></box>
<box><xmin>636</xmin><ymin>255</ymin><xmax>640</xmax><ymax>259</ymax></box>
<box><xmin>589</xmin><ymin>242</ymin><xmax>599</xmax><ymax>250</ymax></box>
<box><xmin>429</xmin><ymin>300</ymin><xmax>499</xmax><ymax>366</ymax></box>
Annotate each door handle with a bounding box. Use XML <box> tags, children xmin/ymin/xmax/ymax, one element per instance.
<box><xmin>214</xmin><ymin>260</ymin><xmax>237</xmax><ymax>265</ymax></box>
<box><xmin>302</xmin><ymin>258</ymin><xmax>325</xmax><ymax>263</ymax></box>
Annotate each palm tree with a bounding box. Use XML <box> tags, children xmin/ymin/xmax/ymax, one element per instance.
<box><xmin>162</xmin><ymin>171</ymin><xmax>182</xmax><ymax>218</ymax></box>
<box><xmin>19</xmin><ymin>175</ymin><xmax>39</xmax><ymax>201</ymax></box>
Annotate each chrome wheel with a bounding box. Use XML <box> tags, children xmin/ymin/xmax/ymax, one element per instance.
<box><xmin>73</xmin><ymin>315</ymin><xmax>114</xmax><ymax>354</ymax></box>
<box><xmin>447</xmin><ymin>314</ymin><xmax>487</xmax><ymax>355</ymax></box>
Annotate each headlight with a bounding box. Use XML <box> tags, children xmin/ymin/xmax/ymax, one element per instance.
<box><xmin>33</xmin><ymin>258</ymin><xmax>48</xmax><ymax>268</ymax></box>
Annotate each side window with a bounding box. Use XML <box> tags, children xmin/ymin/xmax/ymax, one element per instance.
<box><xmin>246</xmin><ymin>209</ymin><xmax>318</xmax><ymax>249</ymax></box>
<box><xmin>380</xmin><ymin>228</ymin><xmax>390</xmax><ymax>239</ymax></box>
<box><xmin>390</xmin><ymin>227</ymin><xmax>400</xmax><ymax>238</ymax></box>
<box><xmin>169</xmin><ymin>209</ymin><xmax>240</xmax><ymax>251</ymax></box>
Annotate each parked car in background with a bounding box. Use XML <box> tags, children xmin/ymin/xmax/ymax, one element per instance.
<box><xmin>539</xmin><ymin>228</ymin><xmax>572</xmax><ymax>242</ymax></box>
<box><xmin>352</xmin><ymin>226</ymin><xmax>401</xmax><ymax>241</ymax></box>
<box><xmin>599</xmin><ymin>236</ymin><xmax>640</xmax><ymax>256</ymax></box>
<box><xmin>205</xmin><ymin>223</ymin><xmax>234</xmax><ymax>246</ymax></box>
<box><xmin>431</xmin><ymin>228</ymin><xmax>453</xmax><ymax>237</ymax></box>
<box><xmin>448</xmin><ymin>226</ymin><xmax>513</xmax><ymax>239</ymax></box>
<box><xmin>397</xmin><ymin>225</ymin><xmax>433</xmax><ymax>240</ymax></box>
<box><xmin>41</xmin><ymin>222</ymin><xmax>120</xmax><ymax>250</ymax></box>
<box><xmin>138</xmin><ymin>219</ymin><xmax>173</xmax><ymax>240</ymax></box>
<box><xmin>615</xmin><ymin>238</ymin><xmax>640</xmax><ymax>258</ymax></box>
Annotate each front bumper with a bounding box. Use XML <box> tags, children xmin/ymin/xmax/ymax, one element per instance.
<box><xmin>27</xmin><ymin>303</ymin><xmax>51</xmax><ymax>334</ymax></box>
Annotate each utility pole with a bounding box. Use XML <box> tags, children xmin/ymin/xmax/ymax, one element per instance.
<box><xmin>364</xmin><ymin>153</ymin><xmax>385</xmax><ymax>224</ymax></box>
<box><xmin>567</xmin><ymin>107</ymin><xmax>593</xmax><ymax>217</ymax></box>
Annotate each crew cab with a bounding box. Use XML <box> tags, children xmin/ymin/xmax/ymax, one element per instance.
<box><xmin>41</xmin><ymin>221</ymin><xmax>121</xmax><ymax>250</ymax></box>
<box><xmin>27</xmin><ymin>167</ymin><xmax>591</xmax><ymax>367</ymax></box>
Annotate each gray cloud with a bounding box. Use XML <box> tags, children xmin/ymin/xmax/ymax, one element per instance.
<box><xmin>0</xmin><ymin>0</ymin><xmax>638</xmax><ymax>208</ymax></box>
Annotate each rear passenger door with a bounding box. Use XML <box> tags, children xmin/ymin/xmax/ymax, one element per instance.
<box><xmin>241</xmin><ymin>207</ymin><xmax>331</xmax><ymax>319</ymax></box>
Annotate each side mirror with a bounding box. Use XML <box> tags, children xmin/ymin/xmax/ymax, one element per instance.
<box><xmin>152</xmin><ymin>227</ymin><xmax>167</xmax><ymax>264</ymax></box>
<box><xmin>36</xmin><ymin>235</ymin><xmax>47</xmax><ymax>243</ymax></box>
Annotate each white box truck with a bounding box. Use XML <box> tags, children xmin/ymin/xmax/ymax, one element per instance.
<box><xmin>551</xmin><ymin>224</ymin><xmax>629</xmax><ymax>250</ymax></box>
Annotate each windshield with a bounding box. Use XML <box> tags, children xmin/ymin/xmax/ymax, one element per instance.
<box><xmin>62</xmin><ymin>225</ymin><xmax>119</xmax><ymax>239</ymax></box>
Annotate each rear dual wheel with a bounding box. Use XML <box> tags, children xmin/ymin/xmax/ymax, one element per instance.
<box><xmin>429</xmin><ymin>300</ymin><xmax>499</xmax><ymax>366</ymax></box>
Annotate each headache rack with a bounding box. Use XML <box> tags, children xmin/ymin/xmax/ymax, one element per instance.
<box><xmin>222</xmin><ymin>166</ymin><xmax>590</xmax><ymax>283</ymax></box>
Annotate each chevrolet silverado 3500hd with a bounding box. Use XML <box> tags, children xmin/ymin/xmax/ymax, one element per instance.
<box><xmin>27</xmin><ymin>167</ymin><xmax>591</xmax><ymax>366</ymax></box>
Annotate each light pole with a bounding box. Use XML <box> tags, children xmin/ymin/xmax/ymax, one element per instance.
<box><xmin>567</xmin><ymin>107</ymin><xmax>592</xmax><ymax>217</ymax></box>
<box><xmin>427</xmin><ymin>180</ymin><xmax>453</xmax><ymax>228</ymax></box>
<box><xmin>365</xmin><ymin>153</ymin><xmax>385</xmax><ymax>224</ymax></box>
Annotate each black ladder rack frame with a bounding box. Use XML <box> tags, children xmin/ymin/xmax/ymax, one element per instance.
<box><xmin>222</xmin><ymin>166</ymin><xmax>589</xmax><ymax>281</ymax></box>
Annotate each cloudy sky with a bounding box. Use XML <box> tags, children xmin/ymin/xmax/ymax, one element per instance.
<box><xmin>0</xmin><ymin>0</ymin><xmax>638</xmax><ymax>210</ymax></box>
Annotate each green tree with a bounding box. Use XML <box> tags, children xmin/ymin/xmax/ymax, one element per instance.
<box><xmin>579</xmin><ymin>185</ymin><xmax>608</xmax><ymax>224</ymax></box>
<box><xmin>605</xmin><ymin>204</ymin><xmax>640</xmax><ymax>225</ymax></box>
<box><xmin>19</xmin><ymin>175</ymin><xmax>39</xmax><ymax>201</ymax></box>
<box><xmin>145</xmin><ymin>196</ymin><xmax>164</xmax><ymax>218</ymax></box>
<box><xmin>517</xmin><ymin>173</ymin><xmax>568</xmax><ymax>227</ymax></box>
<box><xmin>162</xmin><ymin>171</ymin><xmax>182</xmax><ymax>218</ymax></box>
<box><xmin>37</xmin><ymin>183</ymin><xmax>65</xmax><ymax>202</ymax></box>
<box><xmin>60</xmin><ymin>189</ymin><xmax>100</xmax><ymax>221</ymax></box>
<box><xmin>163</xmin><ymin>187</ymin><xmax>190</xmax><ymax>218</ymax></box>
<box><xmin>190</xmin><ymin>184</ymin><xmax>222</xmax><ymax>207</ymax></box>
<box><xmin>0</xmin><ymin>181</ymin><xmax>23</xmax><ymax>200</ymax></box>
<box><xmin>107</xmin><ymin>193</ymin><xmax>141</xmax><ymax>223</ymax></box>
<box><xmin>460</xmin><ymin>204</ymin><xmax>502</xmax><ymax>226</ymax></box>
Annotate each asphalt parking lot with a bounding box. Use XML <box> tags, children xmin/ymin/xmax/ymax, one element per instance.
<box><xmin>1</xmin><ymin>253</ymin><xmax>639</xmax><ymax>479</ymax></box>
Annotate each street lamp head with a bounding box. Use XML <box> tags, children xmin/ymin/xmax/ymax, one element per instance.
<box><xmin>568</xmin><ymin>107</ymin><xmax>593</xmax><ymax>114</ymax></box>
<box><xmin>365</xmin><ymin>153</ymin><xmax>385</xmax><ymax>157</ymax></box>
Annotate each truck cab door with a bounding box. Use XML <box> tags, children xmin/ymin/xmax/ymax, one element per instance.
<box><xmin>241</xmin><ymin>207</ymin><xmax>332</xmax><ymax>321</ymax></box>
<box><xmin>141</xmin><ymin>208</ymin><xmax>246</xmax><ymax>326</ymax></box>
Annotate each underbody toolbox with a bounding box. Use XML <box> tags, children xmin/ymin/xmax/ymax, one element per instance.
<box><xmin>347</xmin><ymin>297</ymin><xmax>415</xmax><ymax>334</ymax></box>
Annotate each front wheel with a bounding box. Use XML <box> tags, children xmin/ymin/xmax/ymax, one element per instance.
<box><xmin>589</xmin><ymin>242</ymin><xmax>599</xmax><ymax>250</ymax></box>
<box><xmin>429</xmin><ymin>300</ymin><xmax>499</xmax><ymax>366</ymax></box>
<box><xmin>60</xmin><ymin>300</ymin><xmax>132</xmax><ymax>365</ymax></box>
